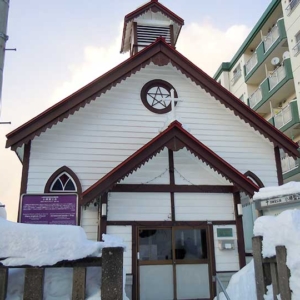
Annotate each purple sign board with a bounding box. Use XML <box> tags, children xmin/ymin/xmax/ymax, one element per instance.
<box><xmin>20</xmin><ymin>194</ymin><xmax>78</xmax><ymax>225</ymax></box>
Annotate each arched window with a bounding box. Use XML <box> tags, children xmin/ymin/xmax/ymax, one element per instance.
<box><xmin>45</xmin><ymin>166</ymin><xmax>82</xmax><ymax>194</ymax></box>
<box><xmin>50</xmin><ymin>172</ymin><xmax>77</xmax><ymax>192</ymax></box>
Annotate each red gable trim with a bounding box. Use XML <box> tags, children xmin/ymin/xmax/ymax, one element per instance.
<box><xmin>120</xmin><ymin>0</ymin><xmax>184</xmax><ymax>53</ymax></box>
<box><xmin>6</xmin><ymin>39</ymin><xmax>299</xmax><ymax>158</ymax></box>
<box><xmin>82</xmin><ymin>121</ymin><xmax>259</xmax><ymax>204</ymax></box>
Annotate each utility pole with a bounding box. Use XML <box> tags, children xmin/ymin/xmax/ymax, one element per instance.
<box><xmin>0</xmin><ymin>0</ymin><xmax>9</xmax><ymax>122</ymax></box>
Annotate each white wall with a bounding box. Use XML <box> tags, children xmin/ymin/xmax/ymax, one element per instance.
<box><xmin>121</xmin><ymin>148</ymin><xmax>169</xmax><ymax>184</ymax></box>
<box><xmin>107</xmin><ymin>225</ymin><xmax>132</xmax><ymax>274</ymax></box>
<box><xmin>27</xmin><ymin>62</ymin><xmax>278</xmax><ymax>195</ymax></box>
<box><xmin>213</xmin><ymin>225</ymin><xmax>240</xmax><ymax>272</ymax></box>
<box><xmin>175</xmin><ymin>193</ymin><xmax>235</xmax><ymax>221</ymax></box>
<box><xmin>108</xmin><ymin>193</ymin><xmax>171</xmax><ymax>221</ymax></box>
<box><xmin>81</xmin><ymin>206</ymin><xmax>98</xmax><ymax>240</ymax></box>
<box><xmin>173</xmin><ymin>148</ymin><xmax>231</xmax><ymax>185</ymax></box>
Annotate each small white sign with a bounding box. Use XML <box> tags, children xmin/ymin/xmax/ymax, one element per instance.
<box><xmin>257</xmin><ymin>193</ymin><xmax>300</xmax><ymax>209</ymax></box>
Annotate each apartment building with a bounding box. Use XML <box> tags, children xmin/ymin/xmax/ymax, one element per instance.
<box><xmin>214</xmin><ymin>0</ymin><xmax>300</xmax><ymax>183</ymax></box>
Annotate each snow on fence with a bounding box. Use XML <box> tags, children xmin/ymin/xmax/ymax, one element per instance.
<box><xmin>252</xmin><ymin>236</ymin><xmax>291</xmax><ymax>300</ymax></box>
<box><xmin>0</xmin><ymin>247</ymin><xmax>123</xmax><ymax>300</ymax></box>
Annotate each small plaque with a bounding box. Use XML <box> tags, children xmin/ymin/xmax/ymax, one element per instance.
<box><xmin>217</xmin><ymin>228</ymin><xmax>233</xmax><ymax>238</ymax></box>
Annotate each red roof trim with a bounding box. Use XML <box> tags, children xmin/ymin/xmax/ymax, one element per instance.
<box><xmin>81</xmin><ymin>121</ymin><xmax>259</xmax><ymax>204</ymax></box>
<box><xmin>6</xmin><ymin>39</ymin><xmax>299</xmax><ymax>158</ymax></box>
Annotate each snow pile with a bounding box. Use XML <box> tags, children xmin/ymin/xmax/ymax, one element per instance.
<box><xmin>0</xmin><ymin>218</ymin><xmax>125</xmax><ymax>266</ymax></box>
<box><xmin>0</xmin><ymin>202</ymin><xmax>7</xmax><ymax>219</ymax></box>
<box><xmin>253</xmin><ymin>181</ymin><xmax>300</xmax><ymax>200</ymax></box>
<box><xmin>218</xmin><ymin>210</ymin><xmax>300</xmax><ymax>300</ymax></box>
<box><xmin>254</xmin><ymin>209</ymin><xmax>300</xmax><ymax>299</ymax></box>
<box><xmin>217</xmin><ymin>260</ymin><xmax>256</xmax><ymax>300</ymax></box>
<box><xmin>1</xmin><ymin>218</ymin><xmax>128</xmax><ymax>299</ymax></box>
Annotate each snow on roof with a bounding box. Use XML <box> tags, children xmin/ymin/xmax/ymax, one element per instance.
<box><xmin>253</xmin><ymin>181</ymin><xmax>300</xmax><ymax>201</ymax></box>
<box><xmin>0</xmin><ymin>218</ymin><xmax>125</xmax><ymax>267</ymax></box>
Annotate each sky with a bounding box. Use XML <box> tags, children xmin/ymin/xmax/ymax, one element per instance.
<box><xmin>0</xmin><ymin>0</ymin><xmax>273</xmax><ymax>221</ymax></box>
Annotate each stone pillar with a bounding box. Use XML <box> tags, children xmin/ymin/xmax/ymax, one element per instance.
<box><xmin>101</xmin><ymin>247</ymin><xmax>123</xmax><ymax>300</ymax></box>
<box><xmin>72</xmin><ymin>267</ymin><xmax>86</xmax><ymax>300</ymax></box>
<box><xmin>23</xmin><ymin>268</ymin><xmax>44</xmax><ymax>300</ymax></box>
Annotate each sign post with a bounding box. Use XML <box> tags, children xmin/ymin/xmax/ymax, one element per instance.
<box><xmin>19</xmin><ymin>194</ymin><xmax>78</xmax><ymax>225</ymax></box>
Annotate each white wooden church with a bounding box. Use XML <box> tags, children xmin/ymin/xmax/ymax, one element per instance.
<box><xmin>6</xmin><ymin>1</ymin><xmax>300</xmax><ymax>299</ymax></box>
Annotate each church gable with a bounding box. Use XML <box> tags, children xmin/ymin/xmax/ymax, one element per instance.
<box><xmin>27</xmin><ymin>61</ymin><xmax>281</xmax><ymax>194</ymax></box>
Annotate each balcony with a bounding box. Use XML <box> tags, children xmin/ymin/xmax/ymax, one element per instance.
<box><xmin>269</xmin><ymin>64</ymin><xmax>287</xmax><ymax>90</ymax></box>
<box><xmin>249</xmin><ymin>88</ymin><xmax>262</xmax><ymax>109</ymax></box>
<box><xmin>245</xmin><ymin>53</ymin><xmax>258</xmax><ymax>75</ymax></box>
<box><xmin>286</xmin><ymin>0</ymin><xmax>300</xmax><ymax>15</ymax></box>
<box><xmin>264</xmin><ymin>24</ymin><xmax>280</xmax><ymax>53</ymax></box>
<box><xmin>244</xmin><ymin>19</ymin><xmax>287</xmax><ymax>83</ymax></box>
<box><xmin>269</xmin><ymin>101</ymin><xmax>300</xmax><ymax>134</ymax></box>
<box><xmin>248</xmin><ymin>58</ymin><xmax>294</xmax><ymax>113</ymax></box>
<box><xmin>282</xmin><ymin>153</ymin><xmax>300</xmax><ymax>181</ymax></box>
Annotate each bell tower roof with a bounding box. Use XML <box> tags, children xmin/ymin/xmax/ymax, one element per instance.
<box><xmin>120</xmin><ymin>0</ymin><xmax>184</xmax><ymax>55</ymax></box>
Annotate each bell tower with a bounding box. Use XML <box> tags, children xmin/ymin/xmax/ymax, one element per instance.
<box><xmin>120</xmin><ymin>0</ymin><xmax>184</xmax><ymax>56</ymax></box>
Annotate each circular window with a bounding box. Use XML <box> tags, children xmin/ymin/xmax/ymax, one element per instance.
<box><xmin>141</xmin><ymin>79</ymin><xmax>178</xmax><ymax>114</ymax></box>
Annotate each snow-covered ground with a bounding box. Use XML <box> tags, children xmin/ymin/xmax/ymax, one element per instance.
<box><xmin>0</xmin><ymin>211</ymin><xmax>128</xmax><ymax>299</ymax></box>
<box><xmin>218</xmin><ymin>209</ymin><xmax>300</xmax><ymax>300</ymax></box>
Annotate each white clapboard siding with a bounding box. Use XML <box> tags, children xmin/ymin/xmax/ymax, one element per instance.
<box><xmin>174</xmin><ymin>148</ymin><xmax>231</xmax><ymax>185</ymax></box>
<box><xmin>81</xmin><ymin>206</ymin><xmax>98</xmax><ymax>241</ymax></box>
<box><xmin>175</xmin><ymin>193</ymin><xmax>234</xmax><ymax>221</ymax></box>
<box><xmin>213</xmin><ymin>225</ymin><xmax>240</xmax><ymax>272</ymax></box>
<box><xmin>107</xmin><ymin>226</ymin><xmax>132</xmax><ymax>274</ymax></box>
<box><xmin>28</xmin><ymin>63</ymin><xmax>277</xmax><ymax>194</ymax></box>
<box><xmin>108</xmin><ymin>193</ymin><xmax>171</xmax><ymax>221</ymax></box>
<box><xmin>121</xmin><ymin>148</ymin><xmax>169</xmax><ymax>184</ymax></box>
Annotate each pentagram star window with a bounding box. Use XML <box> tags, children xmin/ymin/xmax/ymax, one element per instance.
<box><xmin>141</xmin><ymin>79</ymin><xmax>178</xmax><ymax>114</ymax></box>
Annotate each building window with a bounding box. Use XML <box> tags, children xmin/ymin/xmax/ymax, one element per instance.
<box><xmin>44</xmin><ymin>166</ymin><xmax>82</xmax><ymax>194</ymax></box>
<box><xmin>231</xmin><ymin>64</ymin><xmax>242</xmax><ymax>85</ymax></box>
<box><xmin>286</xmin><ymin>0</ymin><xmax>300</xmax><ymax>15</ymax></box>
<box><xmin>293</xmin><ymin>31</ymin><xmax>300</xmax><ymax>56</ymax></box>
<box><xmin>50</xmin><ymin>172</ymin><xmax>77</xmax><ymax>192</ymax></box>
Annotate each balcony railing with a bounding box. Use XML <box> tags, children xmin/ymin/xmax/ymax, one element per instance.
<box><xmin>249</xmin><ymin>88</ymin><xmax>262</xmax><ymax>108</ymax></box>
<box><xmin>281</xmin><ymin>154</ymin><xmax>299</xmax><ymax>173</ymax></box>
<box><xmin>274</xmin><ymin>104</ymin><xmax>293</xmax><ymax>129</ymax></box>
<box><xmin>245</xmin><ymin>52</ymin><xmax>258</xmax><ymax>75</ymax></box>
<box><xmin>286</xmin><ymin>0</ymin><xmax>300</xmax><ymax>15</ymax></box>
<box><xmin>293</xmin><ymin>41</ymin><xmax>300</xmax><ymax>56</ymax></box>
<box><xmin>264</xmin><ymin>25</ymin><xmax>280</xmax><ymax>53</ymax></box>
<box><xmin>269</xmin><ymin>65</ymin><xmax>287</xmax><ymax>90</ymax></box>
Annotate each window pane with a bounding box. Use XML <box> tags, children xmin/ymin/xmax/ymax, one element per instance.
<box><xmin>139</xmin><ymin>229</ymin><xmax>172</xmax><ymax>260</ymax></box>
<box><xmin>51</xmin><ymin>180</ymin><xmax>63</xmax><ymax>191</ymax></box>
<box><xmin>59</xmin><ymin>173</ymin><xmax>70</xmax><ymax>185</ymax></box>
<box><xmin>65</xmin><ymin>179</ymin><xmax>76</xmax><ymax>191</ymax></box>
<box><xmin>175</xmin><ymin>229</ymin><xmax>207</xmax><ymax>260</ymax></box>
